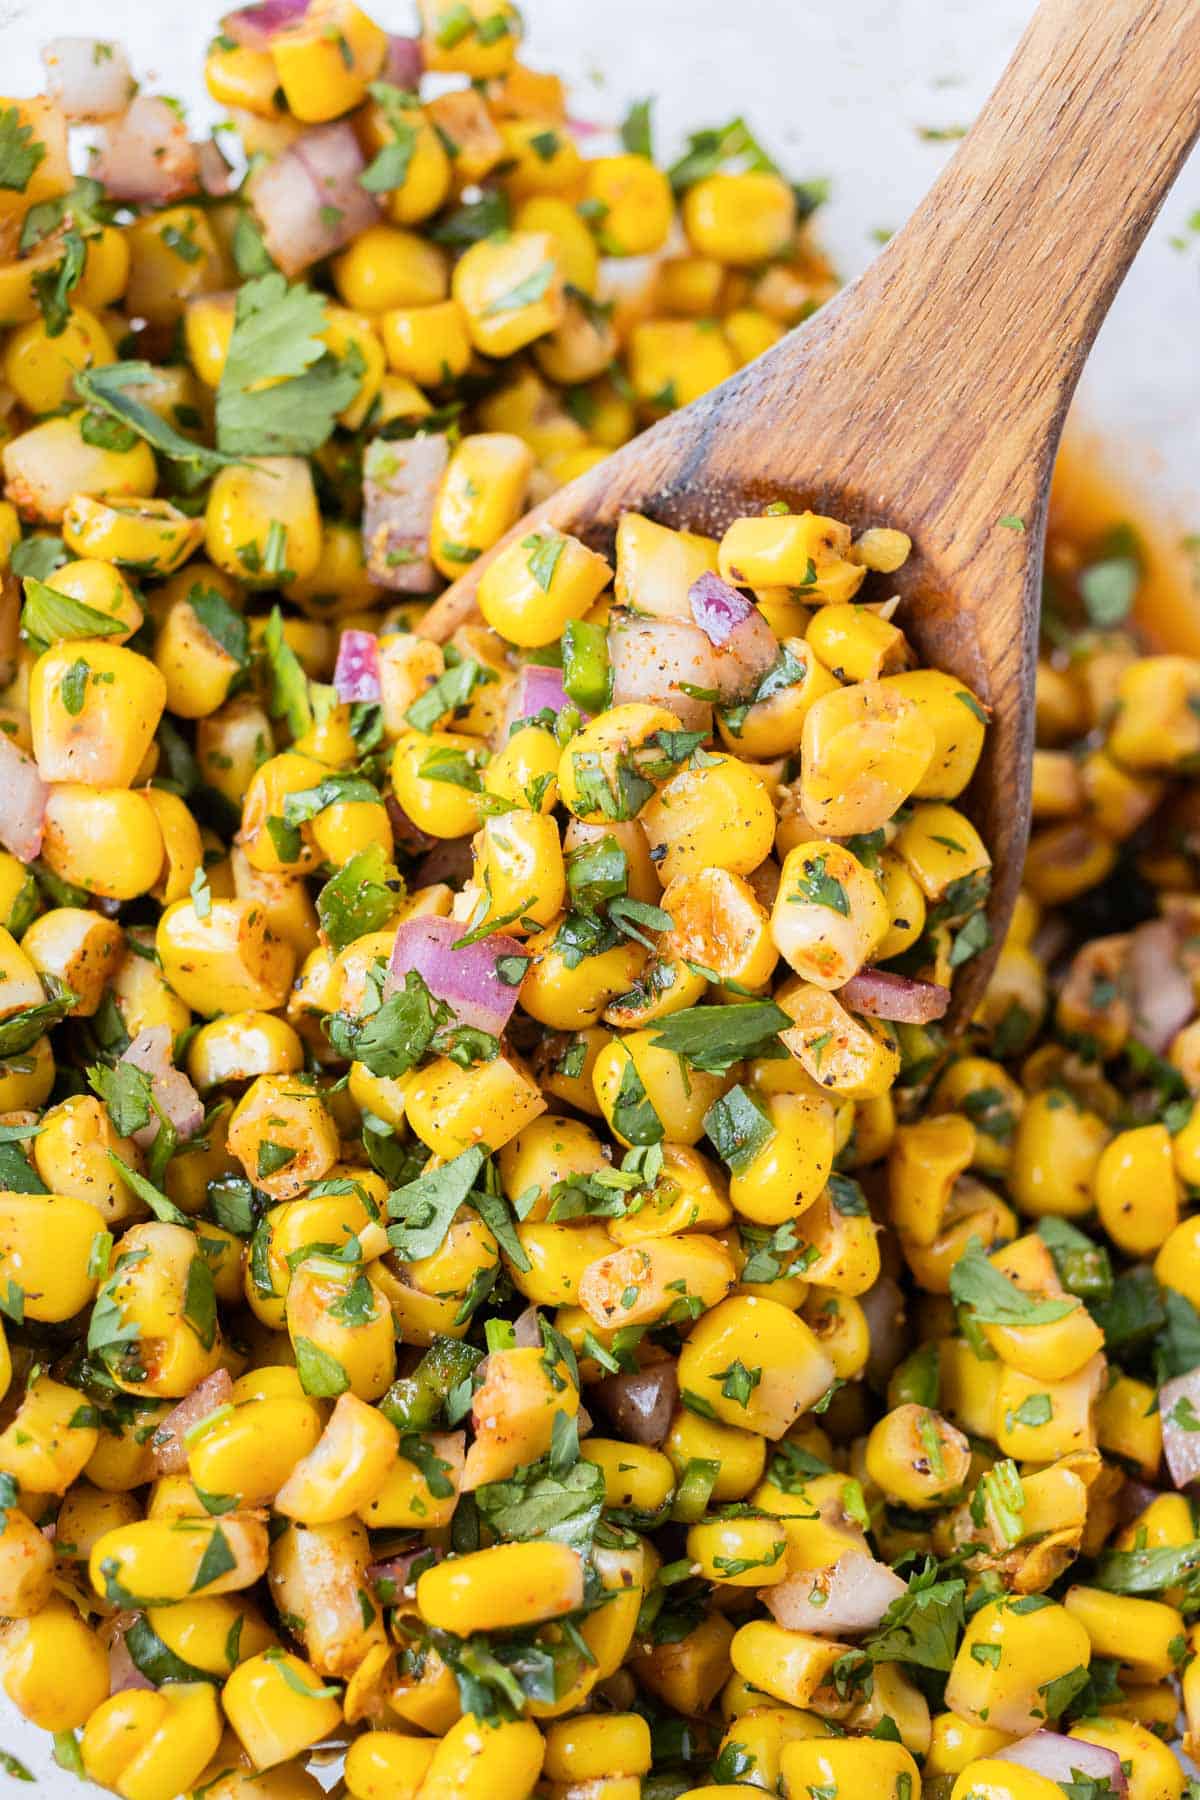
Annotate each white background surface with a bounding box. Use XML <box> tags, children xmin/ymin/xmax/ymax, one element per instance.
<box><xmin>0</xmin><ymin>0</ymin><xmax>1196</xmax><ymax>1789</ymax></box>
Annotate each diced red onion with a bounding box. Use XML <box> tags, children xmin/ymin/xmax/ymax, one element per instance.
<box><xmin>120</xmin><ymin>1026</ymin><xmax>205</xmax><ymax>1150</ymax></box>
<box><xmin>387</xmin><ymin>916</ymin><xmax>524</xmax><ymax>1037</ymax></box>
<box><xmin>593</xmin><ymin>1362</ymin><xmax>678</xmax><ymax>1448</ymax></box>
<box><xmin>149</xmin><ymin>1369</ymin><xmax>234</xmax><ymax>1475</ymax></box>
<box><xmin>368</xmin><ymin>1549</ymin><xmax>440</xmax><ymax>1596</ymax></box>
<box><xmin>220</xmin><ymin>0</ymin><xmax>310</xmax><ymax>49</ymax></box>
<box><xmin>608</xmin><ymin>611</ymin><xmax>717</xmax><ymax>732</ymax></box>
<box><xmin>1129</xmin><ymin>917</ymin><xmax>1196</xmax><ymax>1055</ymax></box>
<box><xmin>997</xmin><ymin>1732</ymin><xmax>1126</xmax><ymax>1795</ymax></box>
<box><xmin>414</xmin><ymin>835</ymin><xmax>474</xmax><ymax>890</ymax></box>
<box><xmin>41</xmin><ymin>38</ymin><xmax>134</xmax><ymax>121</ymax></box>
<box><xmin>195</xmin><ymin>137</ymin><xmax>234</xmax><ymax>198</ymax></box>
<box><xmin>249</xmin><ymin>122</ymin><xmax>381</xmax><ymax>278</ymax></box>
<box><xmin>513</xmin><ymin>1305</ymin><xmax>542</xmax><ymax>1348</ymax></box>
<box><xmin>107</xmin><ymin>1615</ymin><xmax>154</xmax><ymax>1695</ymax></box>
<box><xmin>1114</xmin><ymin>1478</ymin><xmax>1165</xmax><ymax>1528</ymax></box>
<box><xmin>382</xmin><ymin>35</ymin><xmax>423</xmax><ymax>88</ymax></box>
<box><xmin>502</xmin><ymin>663</ymin><xmax>584</xmax><ymax>740</ymax></box>
<box><xmin>688</xmin><ymin>573</ymin><xmax>780</xmax><ymax>699</ymax></box>
<box><xmin>840</xmin><ymin>968</ymin><xmax>951</xmax><ymax>1023</ymax></box>
<box><xmin>1160</xmin><ymin>1366</ymin><xmax>1200</xmax><ymax>1488</ymax></box>
<box><xmin>93</xmin><ymin>96</ymin><xmax>201</xmax><ymax>204</ymax></box>
<box><xmin>0</xmin><ymin>734</ymin><xmax>47</xmax><ymax>864</ymax></box>
<box><xmin>362</xmin><ymin>435</ymin><xmax>449</xmax><ymax>593</ymax></box>
<box><xmin>385</xmin><ymin>795</ymin><xmax>437</xmax><ymax>861</ymax></box>
<box><xmin>566</xmin><ymin>116</ymin><xmax>607</xmax><ymax>139</ymax></box>
<box><xmin>766</xmin><ymin>1551</ymin><xmax>907</xmax><ymax>1634</ymax></box>
<box><xmin>334</xmin><ymin>630</ymin><xmax>382</xmax><ymax>704</ymax></box>
<box><xmin>858</xmin><ymin>1275</ymin><xmax>908</xmax><ymax>1392</ymax></box>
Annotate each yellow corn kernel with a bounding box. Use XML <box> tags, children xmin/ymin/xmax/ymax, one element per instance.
<box><xmin>628</xmin><ymin>319</ymin><xmax>737</xmax><ymax>412</ymax></box>
<box><xmin>272</xmin><ymin>1390</ymin><xmax>398</xmax><ymax>1524</ymax></box>
<box><xmin>1093</xmin><ymin>1121</ymin><xmax>1180</xmax><ymax>1255</ymax></box>
<box><xmin>777</xmin><ymin>978</ymin><xmax>902</xmax><ymax>1100</ymax></box>
<box><xmin>346</xmin><ymin>1731</ymin><xmax>437</xmax><ymax>1800</ymax></box>
<box><xmin>781</xmin><ymin>1738</ymin><xmax>921</xmax><ymax>1800</ymax></box>
<box><xmin>32</xmin><ymin>1091</ymin><xmax>143</xmax><ymax>1223</ymax></box>
<box><xmin>361</xmin><ymin>96</ymin><xmax>451</xmax><ymax>226</ymax></box>
<box><xmin>333</xmin><ymin>223</ymin><xmax>448</xmax><ymax>313</ymax></box>
<box><xmin>992</xmin><ymin>1355</ymin><xmax>1105</xmax><ymax>1462</ymax></box>
<box><xmin>270</xmin><ymin>1</ymin><xmax>386</xmax><ymax>121</ymax></box>
<box><xmin>4</xmin><ymin>305</ymin><xmax>113</xmax><ymax>413</ymax></box>
<box><xmin>581</xmin><ymin>153</ymin><xmax>675</xmax><ymax>256</ymax></box>
<box><xmin>30</xmin><ymin>640</ymin><xmax>166</xmax><ymax>788</ymax></box>
<box><xmin>419</xmin><ymin>0</ymin><xmax>522</xmax><ymax>77</ymax></box>
<box><xmin>20</xmin><ymin>905</ymin><xmax>122</xmax><ymax>1017</ymax></box>
<box><xmin>865</xmin><ymin>1402</ymin><xmax>971</xmax><ymax>1507</ymax></box>
<box><xmin>688</xmin><ymin>1513</ymin><xmax>790</xmax><ymax>1586</ymax></box>
<box><xmin>683</xmin><ymin>171</ymin><xmax>796</xmax><ymax>265</ymax></box>
<box><xmin>578</xmin><ymin>1233</ymin><xmax>736</xmax><ymax>1330</ymax></box>
<box><xmin>205</xmin><ymin>456</ymin><xmax>322</xmax><ymax>586</ymax></box>
<box><xmin>285</xmin><ymin>1260</ymin><xmax>396</xmax><ymax>1405</ymax></box>
<box><xmin>452</xmin><ymin>231</ymin><xmax>565</xmax><ymax>359</ymax></box>
<box><xmin>718</xmin><ymin>511</ymin><xmax>863</xmax><ymax>600</ymax></box>
<box><xmin>156</xmin><ymin>897</ymin><xmax>295</xmax><ymax>1017</ymax></box>
<box><xmin>0</xmin><ymin>1595</ymin><xmax>109</xmax><ymax>1733</ymax></box>
<box><xmin>405</xmin><ymin>1052</ymin><xmax>546</xmax><ymax>1157</ymax></box>
<box><xmin>469</xmin><ymin>809</ymin><xmax>566</xmax><ymax>934</ymax></box>
<box><xmin>592</xmin><ymin>1030</ymin><xmax>727</xmax><ymax>1149</ymax></box>
<box><xmin>882</xmin><ymin>668</ymin><xmax>989</xmax><ymax>799</ymax></box>
<box><xmin>82</xmin><ymin>1680</ymin><xmax>222</xmax><ymax>1800</ymax></box>
<box><xmin>1023</xmin><ymin>820</ymin><xmax>1117</xmax><ymax>905</ymax></box>
<box><xmin>223</xmin><ymin>1648</ymin><xmax>344</xmax><ymax>1770</ymax></box>
<box><xmin>808</xmin><ymin>602</ymin><xmax>911</xmax><ymax>683</ymax></box>
<box><xmin>771</xmin><ymin>839</ymin><xmax>888</xmax><ymax>987</ymax></box>
<box><xmin>945</xmin><ymin>1595</ymin><xmax>1092</xmax><ymax>1734</ymax></box>
<box><xmin>124</xmin><ymin>207</ymin><xmax>218</xmax><ymax>324</ymax></box>
<box><xmin>430</xmin><ymin>431</ymin><xmax>536</xmax><ymax>579</ymax></box>
<box><xmin>478</xmin><ymin>528</ymin><xmax>612</xmax><ymax>648</ymax></box>
<box><xmin>641</xmin><ymin>753</ymin><xmax>776</xmax><ymax>884</ymax></box>
<box><xmin>665</xmin><ymin>1410</ymin><xmax>766</xmax><ymax>1501</ymax></box>
<box><xmin>729</xmin><ymin>1620</ymin><xmax>847</xmax><ymax>1709</ymax></box>
<box><xmin>419</xmin><ymin>1541</ymin><xmax>583</xmax><ymax>1633</ymax></box>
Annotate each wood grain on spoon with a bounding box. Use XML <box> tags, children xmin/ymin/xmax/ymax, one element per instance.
<box><xmin>418</xmin><ymin>0</ymin><xmax>1200</xmax><ymax>1023</ymax></box>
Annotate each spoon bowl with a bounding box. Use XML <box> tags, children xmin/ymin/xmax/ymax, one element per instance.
<box><xmin>419</xmin><ymin>0</ymin><xmax>1200</xmax><ymax>1021</ymax></box>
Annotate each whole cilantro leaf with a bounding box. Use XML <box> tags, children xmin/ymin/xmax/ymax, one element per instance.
<box><xmin>74</xmin><ymin>362</ymin><xmax>235</xmax><ymax>474</ymax></box>
<box><xmin>215</xmin><ymin>273</ymin><xmax>364</xmax><ymax>456</ymax></box>
<box><xmin>0</xmin><ymin>107</ymin><xmax>46</xmax><ymax>193</ymax></box>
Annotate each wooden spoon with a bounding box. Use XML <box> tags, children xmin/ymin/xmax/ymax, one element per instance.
<box><xmin>417</xmin><ymin>0</ymin><xmax>1200</xmax><ymax>1020</ymax></box>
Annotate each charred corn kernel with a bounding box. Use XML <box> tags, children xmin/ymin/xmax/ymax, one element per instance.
<box><xmin>777</xmin><ymin>978</ymin><xmax>902</xmax><ymax>1099</ymax></box>
<box><xmin>945</xmin><ymin>1594</ymin><xmax>1092</xmax><ymax>1734</ymax></box>
<box><xmin>798</xmin><ymin>681</ymin><xmax>935</xmax><ymax>837</ymax></box>
<box><xmin>865</xmin><ymin>1402</ymin><xmax>971</xmax><ymax>1507</ymax></box>
<box><xmin>405</xmin><ymin>1051</ymin><xmax>545</xmax><ymax>1157</ymax></box>
<box><xmin>461</xmin><ymin>1344</ymin><xmax>577</xmax><ymax>1489</ymax></box>
<box><xmin>430</xmin><ymin>432</ymin><xmax>535</xmax><ymax>578</ymax></box>
<box><xmin>205</xmin><ymin>457</ymin><xmax>321</xmax><ymax>587</ymax></box>
<box><xmin>629</xmin><ymin>319</ymin><xmax>737</xmax><ymax>411</ymax></box>
<box><xmin>157</xmin><ymin>897</ymin><xmax>295</xmax><ymax>1016</ymax></box>
<box><xmin>808</xmin><ymin>602</ymin><xmax>910</xmax><ymax>683</ymax></box>
<box><xmin>678</xmin><ymin>1295</ymin><xmax>834</xmax><ymax>1437</ymax></box>
<box><xmin>1093</xmin><ymin>1121</ymin><xmax>1180</xmax><ymax>1255</ymax></box>
<box><xmin>32</xmin><ymin>1092</ymin><xmax>143</xmax><ymax>1223</ymax></box>
<box><xmin>82</xmin><ymin>1680</ymin><xmax>222</xmax><ymax>1800</ymax></box>
<box><xmin>641</xmin><ymin>752</ymin><xmax>776</xmax><ymax>883</ymax></box>
<box><xmin>452</xmin><ymin>232</ymin><xmax>565</xmax><ymax>359</ymax></box>
<box><xmin>729</xmin><ymin>1620</ymin><xmax>847</xmax><ymax>1709</ymax></box>
<box><xmin>771</xmin><ymin>840</ymin><xmax>888</xmax><ymax>986</ymax></box>
<box><xmin>418</xmin><ymin>1540</ymin><xmax>582</xmax><ymax>1632</ymax></box>
<box><xmin>593</xmin><ymin>1030</ymin><xmax>727</xmax><ymax>1148</ymax></box>
<box><xmin>20</xmin><ymin>906</ymin><xmax>122</xmax><ymax>1016</ymax></box>
<box><xmin>993</xmin><ymin>1353</ymin><xmax>1104</xmax><ymax>1460</ymax></box>
<box><xmin>660</xmin><ymin>866</ymin><xmax>777</xmax><ymax>990</ymax></box>
<box><xmin>227</xmin><ymin>1073</ymin><xmax>339</xmax><ymax>1200</ymax></box>
<box><xmin>0</xmin><ymin>1502</ymin><xmax>54</xmax><ymax>1617</ymax></box>
<box><xmin>0</xmin><ymin>1595</ymin><xmax>109</xmax><ymax>1733</ymax></box>
<box><xmin>91</xmin><ymin>1222</ymin><xmax>224</xmax><ymax>1399</ymax></box>
<box><xmin>582</xmin><ymin>153</ymin><xmax>674</xmax><ymax>256</ymax></box>
<box><xmin>688</xmin><ymin>1512</ymin><xmax>790</xmax><ymax>1586</ymax></box>
<box><xmin>634</xmin><ymin>1610</ymin><xmax>735</xmax><ymax>1715</ymax></box>
<box><xmin>3</xmin><ymin>409</ymin><xmax>156</xmax><ymax>524</ymax></box>
<box><xmin>223</xmin><ymin>1648</ymin><xmax>344</xmax><ymax>1770</ymax></box>
<box><xmin>30</xmin><ymin>640</ymin><xmax>166</xmax><ymax>788</ymax></box>
<box><xmin>272</xmin><ymin>1390</ymin><xmax>398</xmax><ymax>1521</ymax></box>
<box><xmin>578</xmin><ymin>1233</ymin><xmax>736</xmax><ymax>1329</ymax></box>
<box><xmin>718</xmin><ymin>511</ymin><xmax>864</xmax><ymax>601</ymax></box>
<box><xmin>1010</xmin><ymin>1089</ymin><xmax>1109</xmax><ymax>1218</ymax></box>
